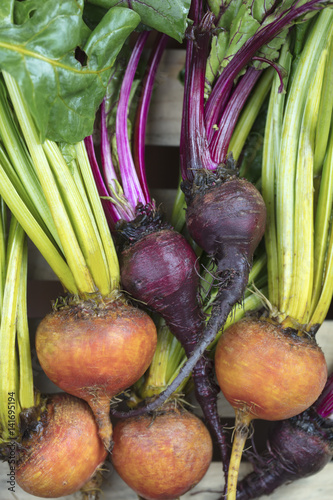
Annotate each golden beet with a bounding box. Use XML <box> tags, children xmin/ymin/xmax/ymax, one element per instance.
<box><xmin>36</xmin><ymin>298</ymin><xmax>157</xmax><ymax>449</ymax></box>
<box><xmin>215</xmin><ymin>317</ymin><xmax>327</xmax><ymax>421</ymax></box>
<box><xmin>111</xmin><ymin>407</ymin><xmax>213</xmax><ymax>500</ymax></box>
<box><xmin>16</xmin><ymin>393</ymin><xmax>107</xmax><ymax>498</ymax></box>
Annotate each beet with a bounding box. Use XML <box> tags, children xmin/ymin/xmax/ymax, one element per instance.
<box><xmin>36</xmin><ymin>297</ymin><xmax>157</xmax><ymax>451</ymax></box>
<box><xmin>237</xmin><ymin>408</ymin><xmax>333</xmax><ymax>499</ymax></box>
<box><xmin>214</xmin><ymin>316</ymin><xmax>328</xmax><ymax>500</ymax></box>
<box><xmin>120</xmin><ymin>223</ymin><xmax>204</xmax><ymax>348</ymax></box>
<box><xmin>15</xmin><ymin>393</ymin><xmax>107</xmax><ymax>498</ymax></box>
<box><xmin>183</xmin><ymin>168</ymin><xmax>267</xmax><ymax>349</ymax></box>
<box><xmin>111</xmin><ymin>405</ymin><xmax>213</xmax><ymax>500</ymax></box>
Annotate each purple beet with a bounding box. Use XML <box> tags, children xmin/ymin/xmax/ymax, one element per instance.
<box><xmin>119</xmin><ymin>221</ymin><xmax>204</xmax><ymax>347</ymax></box>
<box><xmin>183</xmin><ymin>166</ymin><xmax>267</xmax><ymax>352</ymax></box>
<box><xmin>236</xmin><ymin>398</ymin><xmax>333</xmax><ymax>499</ymax></box>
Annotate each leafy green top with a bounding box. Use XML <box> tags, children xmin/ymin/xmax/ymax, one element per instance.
<box><xmin>0</xmin><ymin>0</ymin><xmax>190</xmax><ymax>144</ymax></box>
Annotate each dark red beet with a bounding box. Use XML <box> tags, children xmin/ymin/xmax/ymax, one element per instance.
<box><xmin>184</xmin><ymin>168</ymin><xmax>266</xmax><ymax>353</ymax></box>
<box><xmin>236</xmin><ymin>408</ymin><xmax>333</xmax><ymax>500</ymax></box>
<box><xmin>120</xmin><ymin>227</ymin><xmax>203</xmax><ymax>347</ymax></box>
<box><xmin>185</xmin><ymin>175</ymin><xmax>266</xmax><ymax>258</ymax></box>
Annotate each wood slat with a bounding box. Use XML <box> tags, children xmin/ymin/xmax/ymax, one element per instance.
<box><xmin>146</xmin><ymin>49</ymin><xmax>185</xmax><ymax>146</ymax></box>
<box><xmin>1</xmin><ymin>460</ymin><xmax>332</xmax><ymax>499</ymax></box>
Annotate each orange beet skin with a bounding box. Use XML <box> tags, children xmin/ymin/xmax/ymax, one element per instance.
<box><xmin>16</xmin><ymin>393</ymin><xmax>107</xmax><ymax>498</ymax></box>
<box><xmin>36</xmin><ymin>299</ymin><xmax>157</xmax><ymax>449</ymax></box>
<box><xmin>111</xmin><ymin>407</ymin><xmax>213</xmax><ymax>500</ymax></box>
<box><xmin>215</xmin><ymin>317</ymin><xmax>327</xmax><ymax>421</ymax></box>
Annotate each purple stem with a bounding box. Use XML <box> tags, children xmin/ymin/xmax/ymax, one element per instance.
<box><xmin>133</xmin><ymin>33</ymin><xmax>169</xmax><ymax>202</ymax></box>
<box><xmin>116</xmin><ymin>31</ymin><xmax>150</xmax><ymax>208</ymax></box>
<box><xmin>204</xmin><ymin>0</ymin><xmax>327</xmax><ymax>140</ymax></box>
<box><xmin>210</xmin><ymin>67</ymin><xmax>262</xmax><ymax>164</ymax></box>
<box><xmin>180</xmin><ymin>10</ymin><xmax>218</xmax><ymax>181</ymax></box>
<box><xmin>314</xmin><ymin>372</ymin><xmax>333</xmax><ymax>419</ymax></box>
<box><xmin>252</xmin><ymin>56</ymin><xmax>286</xmax><ymax>92</ymax></box>
<box><xmin>100</xmin><ymin>100</ymin><xmax>119</xmax><ymax>193</ymax></box>
<box><xmin>84</xmin><ymin>135</ymin><xmax>120</xmax><ymax>227</ymax></box>
<box><xmin>100</xmin><ymin>100</ymin><xmax>135</xmax><ymax>223</ymax></box>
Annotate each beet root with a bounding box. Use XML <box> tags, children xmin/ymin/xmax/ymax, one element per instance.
<box><xmin>185</xmin><ymin>174</ymin><xmax>266</xmax><ymax>260</ymax></box>
<box><xmin>16</xmin><ymin>393</ymin><xmax>107</xmax><ymax>498</ymax></box>
<box><xmin>184</xmin><ymin>171</ymin><xmax>267</xmax><ymax>350</ymax></box>
<box><xmin>111</xmin><ymin>405</ymin><xmax>213</xmax><ymax>500</ymax></box>
<box><xmin>36</xmin><ymin>297</ymin><xmax>157</xmax><ymax>450</ymax></box>
<box><xmin>236</xmin><ymin>407</ymin><xmax>333</xmax><ymax>500</ymax></box>
<box><xmin>214</xmin><ymin>317</ymin><xmax>327</xmax><ymax>421</ymax></box>
<box><xmin>120</xmin><ymin>226</ymin><xmax>204</xmax><ymax>347</ymax></box>
<box><xmin>214</xmin><ymin>316</ymin><xmax>327</xmax><ymax>500</ymax></box>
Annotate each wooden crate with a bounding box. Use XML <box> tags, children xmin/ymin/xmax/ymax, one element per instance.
<box><xmin>1</xmin><ymin>46</ymin><xmax>332</xmax><ymax>499</ymax></box>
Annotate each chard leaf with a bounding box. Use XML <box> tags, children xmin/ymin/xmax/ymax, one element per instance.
<box><xmin>86</xmin><ymin>0</ymin><xmax>191</xmax><ymax>42</ymax></box>
<box><xmin>222</xmin><ymin>4</ymin><xmax>260</xmax><ymax>67</ymax></box>
<box><xmin>0</xmin><ymin>0</ymin><xmax>140</xmax><ymax>143</ymax></box>
<box><xmin>0</xmin><ymin>0</ymin><xmax>13</xmax><ymax>26</ymax></box>
<box><xmin>207</xmin><ymin>0</ymin><xmax>222</xmax><ymax>18</ymax></box>
<box><xmin>206</xmin><ymin>0</ymin><xmax>260</xmax><ymax>89</ymax></box>
<box><xmin>205</xmin><ymin>30</ymin><xmax>229</xmax><ymax>95</ymax></box>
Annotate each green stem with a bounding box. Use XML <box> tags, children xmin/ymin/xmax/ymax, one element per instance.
<box><xmin>43</xmin><ymin>139</ymin><xmax>111</xmax><ymax>296</ymax></box>
<box><xmin>0</xmin><ymin>154</ymin><xmax>78</xmax><ymax>294</ymax></box>
<box><xmin>0</xmin><ymin>200</ymin><xmax>5</xmax><ymax>314</ymax></box>
<box><xmin>262</xmin><ymin>43</ymin><xmax>292</xmax><ymax>309</ymax></box>
<box><xmin>309</xmin><ymin>124</ymin><xmax>333</xmax><ymax>327</ymax></box>
<box><xmin>0</xmin><ymin>80</ymin><xmax>60</xmax><ymax>247</ymax></box>
<box><xmin>3</xmin><ymin>71</ymin><xmax>96</xmax><ymax>297</ymax></box>
<box><xmin>75</xmin><ymin>141</ymin><xmax>120</xmax><ymax>291</ymax></box>
<box><xmin>314</xmin><ymin>29</ymin><xmax>333</xmax><ymax>175</ymax></box>
<box><xmin>309</xmin><ymin>219</ymin><xmax>333</xmax><ymax>328</ymax></box>
<box><xmin>140</xmin><ymin>322</ymin><xmax>186</xmax><ymax>399</ymax></box>
<box><xmin>170</xmin><ymin>175</ymin><xmax>186</xmax><ymax>233</ymax></box>
<box><xmin>276</xmin><ymin>10</ymin><xmax>333</xmax><ymax>315</ymax></box>
<box><xmin>288</xmin><ymin>49</ymin><xmax>327</xmax><ymax>324</ymax></box>
<box><xmin>0</xmin><ymin>218</ymin><xmax>24</xmax><ymax>440</ymax></box>
<box><xmin>17</xmin><ymin>239</ymin><xmax>34</xmax><ymax>410</ymax></box>
<box><xmin>228</xmin><ymin>68</ymin><xmax>274</xmax><ymax>162</ymax></box>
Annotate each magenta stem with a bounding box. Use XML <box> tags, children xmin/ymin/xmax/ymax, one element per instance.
<box><xmin>84</xmin><ymin>135</ymin><xmax>121</xmax><ymax>227</ymax></box>
<box><xmin>133</xmin><ymin>33</ymin><xmax>169</xmax><ymax>203</ymax></box>
<box><xmin>116</xmin><ymin>31</ymin><xmax>150</xmax><ymax>208</ymax></box>
<box><xmin>210</xmin><ymin>67</ymin><xmax>262</xmax><ymax>164</ymax></box>
<box><xmin>315</xmin><ymin>372</ymin><xmax>333</xmax><ymax>420</ymax></box>
<box><xmin>204</xmin><ymin>0</ymin><xmax>326</xmax><ymax>139</ymax></box>
<box><xmin>180</xmin><ymin>8</ymin><xmax>217</xmax><ymax>181</ymax></box>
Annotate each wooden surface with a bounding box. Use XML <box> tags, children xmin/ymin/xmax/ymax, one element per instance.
<box><xmin>1</xmin><ymin>459</ymin><xmax>332</xmax><ymax>499</ymax></box>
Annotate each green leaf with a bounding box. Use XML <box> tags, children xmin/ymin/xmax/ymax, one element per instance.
<box><xmin>0</xmin><ymin>0</ymin><xmax>140</xmax><ymax>143</ymax></box>
<box><xmin>87</xmin><ymin>0</ymin><xmax>191</xmax><ymax>42</ymax></box>
<box><xmin>222</xmin><ymin>4</ymin><xmax>260</xmax><ymax>67</ymax></box>
<box><xmin>206</xmin><ymin>0</ymin><xmax>260</xmax><ymax>89</ymax></box>
<box><xmin>0</xmin><ymin>0</ymin><xmax>14</xmax><ymax>27</ymax></box>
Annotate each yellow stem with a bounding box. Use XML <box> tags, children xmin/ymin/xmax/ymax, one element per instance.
<box><xmin>75</xmin><ymin>142</ymin><xmax>120</xmax><ymax>291</ymax></box>
<box><xmin>227</xmin><ymin>410</ymin><xmax>252</xmax><ymax>500</ymax></box>
<box><xmin>3</xmin><ymin>71</ymin><xmax>95</xmax><ymax>297</ymax></box>
<box><xmin>0</xmin><ymin>219</ymin><xmax>24</xmax><ymax>440</ymax></box>
<box><xmin>288</xmin><ymin>51</ymin><xmax>326</xmax><ymax>323</ymax></box>
<box><xmin>17</xmin><ymin>239</ymin><xmax>34</xmax><ymax>410</ymax></box>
